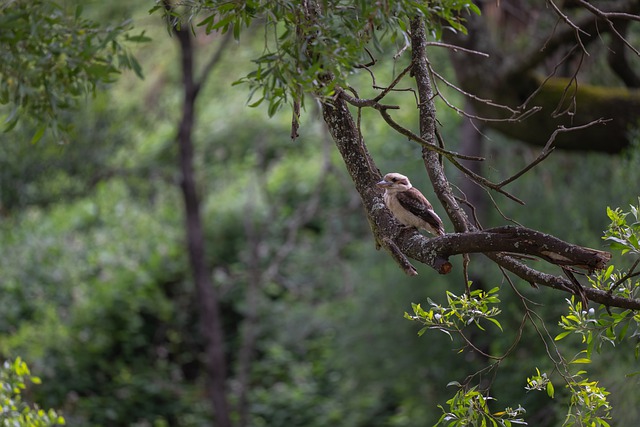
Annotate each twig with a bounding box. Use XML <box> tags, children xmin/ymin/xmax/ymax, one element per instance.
<box><xmin>496</xmin><ymin>119</ymin><xmax>610</xmax><ymax>188</ymax></box>
<box><xmin>547</xmin><ymin>0</ymin><xmax>590</xmax><ymax>54</ymax></box>
<box><xmin>337</xmin><ymin>89</ymin><xmax>487</xmax><ymax>163</ymax></box>
<box><xmin>393</xmin><ymin>31</ymin><xmax>410</xmax><ymax>60</ymax></box>
<box><xmin>446</xmin><ymin>155</ymin><xmax>525</xmax><ymax>204</ymax></box>
<box><xmin>382</xmin><ymin>237</ymin><xmax>419</xmax><ymax>276</ymax></box>
<box><xmin>372</xmin><ymin>64</ymin><xmax>413</xmax><ymax>102</ymax></box>
<box><xmin>426</xmin><ymin>41</ymin><xmax>490</xmax><ymax>57</ymax></box>
<box><xmin>577</xmin><ymin>0</ymin><xmax>640</xmax><ymax>58</ymax></box>
<box><xmin>608</xmin><ymin>257</ymin><xmax>640</xmax><ymax>293</ymax></box>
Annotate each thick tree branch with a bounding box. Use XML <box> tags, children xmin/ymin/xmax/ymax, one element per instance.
<box><xmin>415</xmin><ymin>226</ymin><xmax>611</xmax><ymax>271</ymax></box>
<box><xmin>410</xmin><ymin>17</ymin><xmax>471</xmax><ymax>235</ymax></box>
<box><xmin>317</xmin><ymin>12</ymin><xmax>640</xmax><ymax>316</ymax></box>
<box><xmin>321</xmin><ymin>87</ymin><xmax>630</xmax><ymax>305</ymax></box>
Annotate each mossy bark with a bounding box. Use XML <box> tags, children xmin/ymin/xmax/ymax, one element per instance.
<box><xmin>445</xmin><ymin>8</ymin><xmax>640</xmax><ymax>153</ymax></box>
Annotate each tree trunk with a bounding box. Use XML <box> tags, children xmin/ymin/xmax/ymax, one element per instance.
<box><xmin>174</xmin><ymin>25</ymin><xmax>233</xmax><ymax>427</ymax></box>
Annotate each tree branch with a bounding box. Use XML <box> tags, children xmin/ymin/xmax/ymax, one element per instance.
<box><xmin>317</xmin><ymin>12</ymin><xmax>640</xmax><ymax>314</ymax></box>
<box><xmin>321</xmin><ymin>82</ymin><xmax>638</xmax><ymax>309</ymax></box>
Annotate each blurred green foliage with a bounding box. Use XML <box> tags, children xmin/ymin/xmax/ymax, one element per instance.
<box><xmin>0</xmin><ymin>358</ymin><xmax>65</xmax><ymax>426</ymax></box>
<box><xmin>0</xmin><ymin>0</ymin><xmax>146</xmax><ymax>140</ymax></box>
<box><xmin>1</xmin><ymin>1</ymin><xmax>640</xmax><ymax>427</ymax></box>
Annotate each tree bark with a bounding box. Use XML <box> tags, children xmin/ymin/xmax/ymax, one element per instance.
<box><xmin>173</xmin><ymin>22</ymin><xmax>233</xmax><ymax>427</ymax></box>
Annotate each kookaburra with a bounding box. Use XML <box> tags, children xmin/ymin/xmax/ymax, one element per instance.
<box><xmin>376</xmin><ymin>172</ymin><xmax>445</xmax><ymax>236</ymax></box>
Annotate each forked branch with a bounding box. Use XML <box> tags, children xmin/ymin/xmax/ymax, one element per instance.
<box><xmin>315</xmin><ymin>13</ymin><xmax>638</xmax><ymax>310</ymax></box>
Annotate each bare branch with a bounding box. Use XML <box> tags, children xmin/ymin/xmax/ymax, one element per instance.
<box><xmin>427</xmin><ymin>63</ymin><xmax>527</xmax><ymax>117</ymax></box>
<box><xmin>374</xmin><ymin>107</ymin><xmax>484</xmax><ymax>161</ymax></box>
<box><xmin>426</xmin><ymin>41</ymin><xmax>490</xmax><ymax>57</ymax></box>
<box><xmin>607</xmin><ymin>20</ymin><xmax>640</xmax><ymax>87</ymax></box>
<box><xmin>337</xmin><ymin>89</ymin><xmax>485</xmax><ymax>162</ymax></box>
<box><xmin>546</xmin><ymin>0</ymin><xmax>590</xmax><ymax>54</ymax></box>
<box><xmin>393</xmin><ymin>31</ymin><xmax>411</xmax><ymax>60</ymax></box>
<box><xmin>445</xmin><ymin>155</ymin><xmax>525</xmax><ymax>205</ymax></box>
<box><xmin>496</xmin><ymin>119</ymin><xmax>611</xmax><ymax>188</ymax></box>
<box><xmin>195</xmin><ymin>29</ymin><xmax>234</xmax><ymax>94</ymax></box>
<box><xmin>576</xmin><ymin>0</ymin><xmax>640</xmax><ymax>57</ymax></box>
<box><xmin>372</xmin><ymin>64</ymin><xmax>413</xmax><ymax>102</ymax></box>
<box><xmin>608</xmin><ymin>258</ymin><xmax>640</xmax><ymax>293</ymax></box>
<box><xmin>489</xmin><ymin>252</ymin><xmax>640</xmax><ymax>310</ymax></box>
<box><xmin>381</xmin><ymin>237</ymin><xmax>420</xmax><ymax>276</ymax></box>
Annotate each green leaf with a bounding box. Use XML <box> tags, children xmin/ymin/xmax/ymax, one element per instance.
<box><xmin>486</xmin><ymin>317</ymin><xmax>503</xmax><ymax>331</ymax></box>
<box><xmin>128</xmin><ymin>54</ymin><xmax>144</xmax><ymax>79</ymax></box>
<box><xmin>248</xmin><ymin>97</ymin><xmax>265</xmax><ymax>108</ymax></box>
<box><xmin>467</xmin><ymin>2</ymin><xmax>482</xmax><ymax>15</ymax></box>
<box><xmin>604</xmin><ymin>264</ymin><xmax>614</xmax><ymax>279</ymax></box>
<box><xmin>30</xmin><ymin>125</ymin><xmax>47</xmax><ymax>144</ymax></box>
<box><xmin>546</xmin><ymin>381</ymin><xmax>555</xmax><ymax>398</ymax></box>
<box><xmin>197</xmin><ymin>13</ymin><xmax>216</xmax><ymax>30</ymax></box>
<box><xmin>125</xmin><ymin>31</ymin><xmax>152</xmax><ymax>43</ymax></box>
<box><xmin>570</xmin><ymin>358</ymin><xmax>592</xmax><ymax>364</ymax></box>
<box><xmin>554</xmin><ymin>331</ymin><xmax>572</xmax><ymax>341</ymax></box>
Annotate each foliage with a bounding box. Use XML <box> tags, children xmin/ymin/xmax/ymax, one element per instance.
<box><xmin>0</xmin><ymin>358</ymin><xmax>65</xmax><ymax>426</ymax></box>
<box><xmin>405</xmin><ymin>287</ymin><xmax>503</xmax><ymax>339</ymax></box>
<box><xmin>555</xmin><ymin>201</ymin><xmax>640</xmax><ymax>356</ymax></box>
<box><xmin>436</xmin><ymin>384</ymin><xmax>527</xmax><ymax>427</ymax></box>
<box><xmin>153</xmin><ymin>0</ymin><xmax>480</xmax><ymax>116</ymax></box>
<box><xmin>0</xmin><ymin>92</ymin><xmax>131</xmax><ymax>212</ymax></box>
<box><xmin>603</xmin><ymin>202</ymin><xmax>640</xmax><ymax>256</ymax></box>
<box><xmin>0</xmin><ymin>0</ymin><xmax>147</xmax><ymax>140</ymax></box>
<box><xmin>407</xmin><ymin>201</ymin><xmax>640</xmax><ymax>426</ymax></box>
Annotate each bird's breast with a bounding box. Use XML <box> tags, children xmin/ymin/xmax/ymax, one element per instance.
<box><xmin>384</xmin><ymin>192</ymin><xmax>422</xmax><ymax>228</ymax></box>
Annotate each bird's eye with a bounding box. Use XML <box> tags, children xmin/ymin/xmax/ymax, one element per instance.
<box><xmin>391</xmin><ymin>178</ymin><xmax>397</xmax><ymax>182</ymax></box>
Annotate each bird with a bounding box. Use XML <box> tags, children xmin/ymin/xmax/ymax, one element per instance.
<box><xmin>376</xmin><ymin>172</ymin><xmax>445</xmax><ymax>236</ymax></box>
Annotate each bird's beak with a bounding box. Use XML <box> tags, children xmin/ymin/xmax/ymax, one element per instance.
<box><xmin>376</xmin><ymin>179</ymin><xmax>391</xmax><ymax>188</ymax></box>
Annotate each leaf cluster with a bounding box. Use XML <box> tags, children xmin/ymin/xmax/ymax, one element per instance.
<box><xmin>603</xmin><ymin>202</ymin><xmax>640</xmax><ymax>256</ymax></box>
<box><xmin>154</xmin><ymin>0</ymin><xmax>480</xmax><ymax>117</ymax></box>
<box><xmin>554</xmin><ymin>201</ymin><xmax>640</xmax><ymax>357</ymax></box>
<box><xmin>405</xmin><ymin>202</ymin><xmax>640</xmax><ymax>427</ymax></box>
<box><xmin>0</xmin><ymin>0</ymin><xmax>147</xmax><ymax>140</ymax></box>
<box><xmin>408</xmin><ymin>201</ymin><xmax>640</xmax><ymax>426</ymax></box>
<box><xmin>563</xmin><ymin>373</ymin><xmax>612</xmax><ymax>427</ymax></box>
<box><xmin>0</xmin><ymin>358</ymin><xmax>65</xmax><ymax>426</ymax></box>
<box><xmin>405</xmin><ymin>287</ymin><xmax>503</xmax><ymax>339</ymax></box>
<box><xmin>435</xmin><ymin>383</ymin><xmax>527</xmax><ymax>427</ymax></box>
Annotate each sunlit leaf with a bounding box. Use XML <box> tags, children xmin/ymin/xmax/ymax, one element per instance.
<box><xmin>570</xmin><ymin>358</ymin><xmax>592</xmax><ymax>364</ymax></box>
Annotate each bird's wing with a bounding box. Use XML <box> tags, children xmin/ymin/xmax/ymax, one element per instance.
<box><xmin>396</xmin><ymin>188</ymin><xmax>445</xmax><ymax>234</ymax></box>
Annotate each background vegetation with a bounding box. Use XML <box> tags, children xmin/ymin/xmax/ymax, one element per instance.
<box><xmin>1</xmin><ymin>1</ymin><xmax>639</xmax><ymax>426</ymax></box>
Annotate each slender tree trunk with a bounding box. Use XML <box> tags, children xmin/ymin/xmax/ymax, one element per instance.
<box><xmin>173</xmin><ymin>25</ymin><xmax>233</xmax><ymax>427</ymax></box>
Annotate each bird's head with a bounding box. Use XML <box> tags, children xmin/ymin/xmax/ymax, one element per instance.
<box><xmin>376</xmin><ymin>172</ymin><xmax>412</xmax><ymax>193</ymax></box>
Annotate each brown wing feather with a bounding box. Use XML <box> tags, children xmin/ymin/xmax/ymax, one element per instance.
<box><xmin>396</xmin><ymin>188</ymin><xmax>444</xmax><ymax>234</ymax></box>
